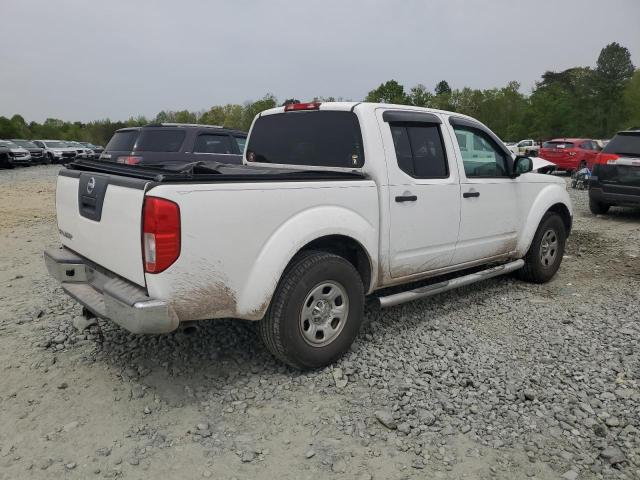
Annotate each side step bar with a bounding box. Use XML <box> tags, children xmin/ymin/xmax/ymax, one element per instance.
<box><xmin>377</xmin><ymin>259</ymin><xmax>525</xmax><ymax>308</ymax></box>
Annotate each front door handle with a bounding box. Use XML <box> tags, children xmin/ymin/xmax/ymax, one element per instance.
<box><xmin>395</xmin><ymin>195</ymin><xmax>417</xmax><ymax>202</ymax></box>
<box><xmin>463</xmin><ymin>191</ymin><xmax>480</xmax><ymax>198</ymax></box>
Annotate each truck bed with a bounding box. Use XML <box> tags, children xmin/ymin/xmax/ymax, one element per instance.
<box><xmin>54</xmin><ymin>159</ymin><xmax>379</xmax><ymax>323</ymax></box>
<box><xmin>66</xmin><ymin>159</ymin><xmax>366</xmax><ymax>183</ymax></box>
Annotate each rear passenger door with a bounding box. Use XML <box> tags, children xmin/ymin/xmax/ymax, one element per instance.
<box><xmin>379</xmin><ymin>110</ymin><xmax>461</xmax><ymax>279</ymax></box>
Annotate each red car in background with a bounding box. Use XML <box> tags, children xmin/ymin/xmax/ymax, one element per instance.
<box><xmin>538</xmin><ymin>138</ymin><xmax>601</xmax><ymax>173</ymax></box>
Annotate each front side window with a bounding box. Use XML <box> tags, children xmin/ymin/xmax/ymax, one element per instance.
<box><xmin>454</xmin><ymin>126</ymin><xmax>510</xmax><ymax>177</ymax></box>
<box><xmin>390</xmin><ymin>123</ymin><xmax>448</xmax><ymax>178</ymax></box>
<box><xmin>246</xmin><ymin>111</ymin><xmax>364</xmax><ymax>168</ymax></box>
<box><xmin>194</xmin><ymin>134</ymin><xmax>234</xmax><ymax>154</ymax></box>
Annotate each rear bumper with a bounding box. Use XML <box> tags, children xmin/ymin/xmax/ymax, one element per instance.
<box><xmin>44</xmin><ymin>247</ymin><xmax>179</xmax><ymax>334</ymax></box>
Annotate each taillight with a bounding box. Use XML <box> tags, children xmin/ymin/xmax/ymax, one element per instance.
<box><xmin>284</xmin><ymin>102</ymin><xmax>321</xmax><ymax>112</ymax></box>
<box><xmin>142</xmin><ymin>197</ymin><xmax>180</xmax><ymax>273</ymax></box>
<box><xmin>117</xmin><ymin>155</ymin><xmax>143</xmax><ymax>165</ymax></box>
<box><xmin>596</xmin><ymin>153</ymin><xmax>619</xmax><ymax>165</ymax></box>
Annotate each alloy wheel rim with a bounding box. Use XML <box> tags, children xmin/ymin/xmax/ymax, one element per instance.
<box><xmin>299</xmin><ymin>281</ymin><xmax>349</xmax><ymax>347</ymax></box>
<box><xmin>539</xmin><ymin>229</ymin><xmax>559</xmax><ymax>267</ymax></box>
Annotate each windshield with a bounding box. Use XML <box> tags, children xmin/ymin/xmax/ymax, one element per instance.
<box><xmin>603</xmin><ymin>133</ymin><xmax>640</xmax><ymax>156</ymax></box>
<box><xmin>246</xmin><ymin>111</ymin><xmax>364</xmax><ymax>168</ymax></box>
<box><xmin>44</xmin><ymin>141</ymin><xmax>68</xmax><ymax>148</ymax></box>
<box><xmin>105</xmin><ymin>130</ymin><xmax>139</xmax><ymax>152</ymax></box>
<box><xmin>0</xmin><ymin>140</ymin><xmax>19</xmax><ymax>148</ymax></box>
<box><xmin>12</xmin><ymin>140</ymin><xmax>37</xmax><ymax>148</ymax></box>
<box><xmin>543</xmin><ymin>141</ymin><xmax>574</xmax><ymax>149</ymax></box>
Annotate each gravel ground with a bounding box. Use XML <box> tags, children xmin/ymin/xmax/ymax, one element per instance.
<box><xmin>0</xmin><ymin>165</ymin><xmax>638</xmax><ymax>480</ymax></box>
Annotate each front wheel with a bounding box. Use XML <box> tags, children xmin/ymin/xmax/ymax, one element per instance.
<box><xmin>259</xmin><ymin>251</ymin><xmax>364</xmax><ymax>369</ymax></box>
<box><xmin>517</xmin><ymin>212</ymin><xmax>566</xmax><ymax>284</ymax></box>
<box><xmin>589</xmin><ymin>198</ymin><xmax>610</xmax><ymax>215</ymax></box>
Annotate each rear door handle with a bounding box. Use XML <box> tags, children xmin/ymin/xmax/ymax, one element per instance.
<box><xmin>395</xmin><ymin>195</ymin><xmax>417</xmax><ymax>202</ymax></box>
<box><xmin>463</xmin><ymin>191</ymin><xmax>480</xmax><ymax>198</ymax></box>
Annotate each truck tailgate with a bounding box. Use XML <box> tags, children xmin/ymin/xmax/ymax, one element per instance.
<box><xmin>56</xmin><ymin>170</ymin><xmax>149</xmax><ymax>286</ymax></box>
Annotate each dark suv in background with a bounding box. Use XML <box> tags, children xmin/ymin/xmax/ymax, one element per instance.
<box><xmin>589</xmin><ymin>129</ymin><xmax>640</xmax><ymax>214</ymax></box>
<box><xmin>99</xmin><ymin>124</ymin><xmax>247</xmax><ymax>165</ymax></box>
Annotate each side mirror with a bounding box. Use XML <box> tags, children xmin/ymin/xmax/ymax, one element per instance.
<box><xmin>512</xmin><ymin>155</ymin><xmax>533</xmax><ymax>177</ymax></box>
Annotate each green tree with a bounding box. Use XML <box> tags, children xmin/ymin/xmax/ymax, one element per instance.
<box><xmin>365</xmin><ymin>80</ymin><xmax>409</xmax><ymax>104</ymax></box>
<box><xmin>594</xmin><ymin>42</ymin><xmax>635</xmax><ymax>135</ymax></box>
<box><xmin>241</xmin><ymin>94</ymin><xmax>278</xmax><ymax>131</ymax></box>
<box><xmin>623</xmin><ymin>70</ymin><xmax>640</xmax><ymax>129</ymax></box>
<box><xmin>408</xmin><ymin>84</ymin><xmax>434</xmax><ymax>107</ymax></box>
<box><xmin>435</xmin><ymin>80</ymin><xmax>451</xmax><ymax>96</ymax></box>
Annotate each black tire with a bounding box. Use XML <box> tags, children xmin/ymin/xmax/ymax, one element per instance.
<box><xmin>517</xmin><ymin>212</ymin><xmax>566</xmax><ymax>284</ymax></box>
<box><xmin>46</xmin><ymin>153</ymin><xmax>54</xmax><ymax>165</ymax></box>
<box><xmin>589</xmin><ymin>198</ymin><xmax>610</xmax><ymax>215</ymax></box>
<box><xmin>259</xmin><ymin>250</ymin><xmax>364</xmax><ymax>369</ymax></box>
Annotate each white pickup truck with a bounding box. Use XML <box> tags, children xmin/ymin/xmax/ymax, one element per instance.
<box><xmin>45</xmin><ymin>102</ymin><xmax>572</xmax><ymax>369</ymax></box>
<box><xmin>508</xmin><ymin>139</ymin><xmax>540</xmax><ymax>156</ymax></box>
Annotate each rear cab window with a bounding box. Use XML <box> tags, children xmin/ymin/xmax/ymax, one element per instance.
<box><xmin>105</xmin><ymin>130</ymin><xmax>139</xmax><ymax>152</ymax></box>
<box><xmin>134</xmin><ymin>129</ymin><xmax>185</xmax><ymax>152</ymax></box>
<box><xmin>246</xmin><ymin>111</ymin><xmax>364</xmax><ymax>168</ymax></box>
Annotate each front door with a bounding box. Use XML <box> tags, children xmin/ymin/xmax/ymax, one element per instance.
<box><xmin>449</xmin><ymin>124</ymin><xmax>519</xmax><ymax>265</ymax></box>
<box><xmin>378</xmin><ymin>110</ymin><xmax>461</xmax><ymax>279</ymax></box>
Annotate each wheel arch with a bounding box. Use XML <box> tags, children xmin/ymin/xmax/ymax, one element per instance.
<box><xmin>234</xmin><ymin>205</ymin><xmax>378</xmax><ymax>319</ymax></box>
<box><xmin>516</xmin><ymin>185</ymin><xmax>573</xmax><ymax>257</ymax></box>
<box><xmin>296</xmin><ymin>234</ymin><xmax>373</xmax><ymax>293</ymax></box>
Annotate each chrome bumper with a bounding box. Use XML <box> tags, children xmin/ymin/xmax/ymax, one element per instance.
<box><xmin>44</xmin><ymin>247</ymin><xmax>179</xmax><ymax>334</ymax></box>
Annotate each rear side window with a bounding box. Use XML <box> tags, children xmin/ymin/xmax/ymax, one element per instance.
<box><xmin>134</xmin><ymin>129</ymin><xmax>185</xmax><ymax>152</ymax></box>
<box><xmin>246</xmin><ymin>111</ymin><xmax>364</xmax><ymax>168</ymax></box>
<box><xmin>603</xmin><ymin>133</ymin><xmax>640</xmax><ymax>156</ymax></box>
<box><xmin>234</xmin><ymin>136</ymin><xmax>247</xmax><ymax>153</ymax></box>
<box><xmin>390</xmin><ymin>123</ymin><xmax>448</xmax><ymax>178</ymax></box>
<box><xmin>105</xmin><ymin>130</ymin><xmax>138</xmax><ymax>151</ymax></box>
<box><xmin>194</xmin><ymin>134</ymin><xmax>234</xmax><ymax>154</ymax></box>
<box><xmin>543</xmin><ymin>141</ymin><xmax>575</xmax><ymax>149</ymax></box>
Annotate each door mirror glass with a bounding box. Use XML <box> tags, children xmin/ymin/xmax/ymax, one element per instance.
<box><xmin>513</xmin><ymin>155</ymin><xmax>533</xmax><ymax>176</ymax></box>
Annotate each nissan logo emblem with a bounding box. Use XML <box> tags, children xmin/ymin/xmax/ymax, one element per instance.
<box><xmin>87</xmin><ymin>177</ymin><xmax>96</xmax><ymax>194</ymax></box>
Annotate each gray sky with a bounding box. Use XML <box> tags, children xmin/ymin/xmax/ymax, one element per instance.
<box><xmin>1</xmin><ymin>0</ymin><xmax>639</xmax><ymax>123</ymax></box>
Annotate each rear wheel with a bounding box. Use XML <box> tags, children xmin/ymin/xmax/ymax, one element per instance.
<box><xmin>259</xmin><ymin>251</ymin><xmax>364</xmax><ymax>369</ymax></box>
<box><xmin>517</xmin><ymin>212</ymin><xmax>566</xmax><ymax>284</ymax></box>
<box><xmin>46</xmin><ymin>153</ymin><xmax>54</xmax><ymax>165</ymax></box>
<box><xmin>589</xmin><ymin>198</ymin><xmax>610</xmax><ymax>215</ymax></box>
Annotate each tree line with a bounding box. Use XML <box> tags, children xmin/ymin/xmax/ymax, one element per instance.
<box><xmin>0</xmin><ymin>42</ymin><xmax>637</xmax><ymax>146</ymax></box>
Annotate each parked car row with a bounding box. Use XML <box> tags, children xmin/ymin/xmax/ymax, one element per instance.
<box><xmin>0</xmin><ymin>139</ymin><xmax>104</xmax><ymax>168</ymax></box>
